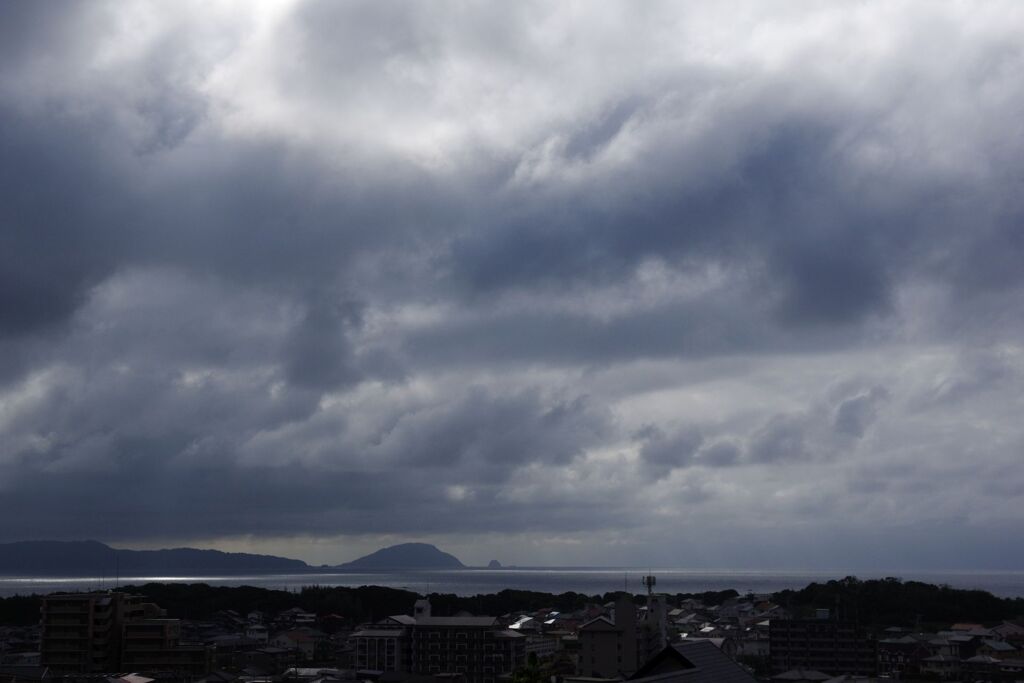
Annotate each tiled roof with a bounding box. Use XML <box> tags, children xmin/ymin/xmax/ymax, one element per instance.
<box><xmin>628</xmin><ymin>641</ymin><xmax>757</xmax><ymax>683</ymax></box>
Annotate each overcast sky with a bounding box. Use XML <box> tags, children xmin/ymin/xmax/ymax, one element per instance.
<box><xmin>1</xmin><ymin>1</ymin><xmax>1023</xmax><ymax>570</ymax></box>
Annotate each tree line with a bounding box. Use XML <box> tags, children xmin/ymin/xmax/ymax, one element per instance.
<box><xmin>1</xmin><ymin>577</ymin><xmax>1019</xmax><ymax>628</ymax></box>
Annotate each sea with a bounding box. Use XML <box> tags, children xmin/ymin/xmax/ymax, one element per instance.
<box><xmin>2</xmin><ymin>568</ymin><xmax>1023</xmax><ymax>599</ymax></box>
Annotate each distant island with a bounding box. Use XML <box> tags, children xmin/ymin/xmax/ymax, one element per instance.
<box><xmin>0</xmin><ymin>540</ymin><xmax>466</xmax><ymax>576</ymax></box>
<box><xmin>334</xmin><ymin>543</ymin><xmax>465</xmax><ymax>570</ymax></box>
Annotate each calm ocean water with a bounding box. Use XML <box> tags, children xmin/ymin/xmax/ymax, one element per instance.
<box><xmin>2</xmin><ymin>568</ymin><xmax>1023</xmax><ymax>598</ymax></box>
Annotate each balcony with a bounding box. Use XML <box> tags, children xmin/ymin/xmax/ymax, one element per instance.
<box><xmin>123</xmin><ymin>643</ymin><xmax>169</xmax><ymax>652</ymax></box>
<box><xmin>125</xmin><ymin>631</ymin><xmax>169</xmax><ymax>639</ymax></box>
<box><xmin>44</xmin><ymin>645</ymin><xmax>88</xmax><ymax>653</ymax></box>
<box><xmin>44</xmin><ymin>631</ymin><xmax>87</xmax><ymax>639</ymax></box>
<box><xmin>45</xmin><ymin>606</ymin><xmax>90</xmax><ymax>615</ymax></box>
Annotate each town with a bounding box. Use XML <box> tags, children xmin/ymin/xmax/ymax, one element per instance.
<box><xmin>1</xmin><ymin>577</ymin><xmax>1022</xmax><ymax>683</ymax></box>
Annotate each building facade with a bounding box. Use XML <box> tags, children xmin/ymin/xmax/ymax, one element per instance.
<box><xmin>409</xmin><ymin>617</ymin><xmax>524</xmax><ymax>682</ymax></box>
<box><xmin>577</xmin><ymin>596</ymin><xmax>638</xmax><ymax>678</ymax></box>
<box><xmin>350</xmin><ymin>602</ymin><xmax>524</xmax><ymax>683</ymax></box>
<box><xmin>120</xmin><ymin>619</ymin><xmax>210</xmax><ymax>675</ymax></box>
<box><xmin>40</xmin><ymin>592</ymin><xmax>143</xmax><ymax>673</ymax></box>
<box><xmin>769</xmin><ymin>618</ymin><xmax>876</xmax><ymax>676</ymax></box>
<box><xmin>352</xmin><ymin>628</ymin><xmax>406</xmax><ymax>671</ymax></box>
<box><xmin>40</xmin><ymin>592</ymin><xmax>209</xmax><ymax>676</ymax></box>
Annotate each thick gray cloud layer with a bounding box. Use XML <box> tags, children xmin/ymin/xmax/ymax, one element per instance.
<box><xmin>1</xmin><ymin>0</ymin><xmax>1023</xmax><ymax>568</ymax></box>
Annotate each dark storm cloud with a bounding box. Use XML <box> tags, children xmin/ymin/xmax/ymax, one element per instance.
<box><xmin>746</xmin><ymin>383</ymin><xmax>889</xmax><ymax>464</ymax></box>
<box><xmin>637</xmin><ymin>430</ymin><xmax>743</xmax><ymax>479</ymax></box>
<box><xmin>0</xmin><ymin>381</ymin><xmax>621</xmax><ymax>540</ymax></box>
<box><xmin>696</xmin><ymin>441</ymin><xmax>741</xmax><ymax>468</ymax></box>
<box><xmin>379</xmin><ymin>388</ymin><xmax>610</xmax><ymax>474</ymax></box>
<box><xmin>402</xmin><ymin>293</ymin><xmax>771</xmax><ymax>367</ymax></box>
<box><xmin>0</xmin><ymin>262</ymin><xmax>614</xmax><ymax>538</ymax></box>
<box><xmin>1</xmin><ymin>1</ymin><xmax>1023</xmax><ymax>566</ymax></box>
<box><xmin>0</xmin><ymin>109</ymin><xmax>129</xmax><ymax>338</ymax></box>
<box><xmin>435</xmin><ymin>77</ymin><xmax>1022</xmax><ymax>340</ymax></box>
<box><xmin>284</xmin><ymin>295</ymin><xmax>364</xmax><ymax>390</ymax></box>
<box><xmin>637</xmin><ymin>426</ymin><xmax>704</xmax><ymax>479</ymax></box>
<box><xmin>748</xmin><ymin>413</ymin><xmax>812</xmax><ymax>464</ymax></box>
<box><xmin>833</xmin><ymin>386</ymin><xmax>889</xmax><ymax>439</ymax></box>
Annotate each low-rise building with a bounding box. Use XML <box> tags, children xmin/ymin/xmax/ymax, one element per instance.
<box><xmin>769</xmin><ymin>618</ymin><xmax>875</xmax><ymax>677</ymax></box>
<box><xmin>977</xmin><ymin>638</ymin><xmax>1019</xmax><ymax>660</ymax></box>
<box><xmin>120</xmin><ymin>618</ymin><xmax>211</xmax><ymax>675</ymax></box>
<box><xmin>877</xmin><ymin>634</ymin><xmax>930</xmax><ymax>677</ymax></box>
<box><xmin>349</xmin><ymin>601</ymin><xmax>525</xmax><ymax>683</ymax></box>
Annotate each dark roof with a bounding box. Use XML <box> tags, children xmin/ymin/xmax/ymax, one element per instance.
<box><xmin>771</xmin><ymin>670</ymin><xmax>830</xmax><ymax>681</ymax></box>
<box><xmin>579</xmin><ymin>616</ymin><xmax>616</xmax><ymax>631</ymax></box>
<box><xmin>413</xmin><ymin>616</ymin><xmax>497</xmax><ymax>627</ymax></box>
<box><xmin>386</xmin><ymin>615</ymin><xmax>416</xmax><ymax>625</ymax></box>
<box><xmin>630</xmin><ymin>647</ymin><xmax>696</xmax><ymax>679</ymax></box>
<box><xmin>628</xmin><ymin>642</ymin><xmax>756</xmax><ymax>683</ymax></box>
<box><xmin>0</xmin><ymin>666</ymin><xmax>51</xmax><ymax>682</ymax></box>
<box><xmin>352</xmin><ymin>629</ymin><xmax>407</xmax><ymax>638</ymax></box>
<box><xmin>197</xmin><ymin>672</ymin><xmax>238</xmax><ymax>683</ymax></box>
<box><xmin>674</xmin><ymin>641</ymin><xmax>757</xmax><ymax>682</ymax></box>
<box><xmin>494</xmin><ymin>629</ymin><xmax>525</xmax><ymax>639</ymax></box>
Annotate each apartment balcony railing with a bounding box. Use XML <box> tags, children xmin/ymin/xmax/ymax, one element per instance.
<box><xmin>44</xmin><ymin>630</ymin><xmax>88</xmax><ymax>639</ymax></box>
<box><xmin>44</xmin><ymin>606</ymin><xmax>90</xmax><ymax>615</ymax></box>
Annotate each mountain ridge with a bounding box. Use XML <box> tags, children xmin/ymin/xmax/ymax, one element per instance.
<box><xmin>0</xmin><ymin>540</ymin><xmax>309</xmax><ymax>575</ymax></box>
<box><xmin>0</xmin><ymin>540</ymin><xmax>467</xmax><ymax>575</ymax></box>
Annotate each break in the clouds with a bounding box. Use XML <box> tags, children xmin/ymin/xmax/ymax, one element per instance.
<box><xmin>1</xmin><ymin>0</ymin><xmax>1023</xmax><ymax>569</ymax></box>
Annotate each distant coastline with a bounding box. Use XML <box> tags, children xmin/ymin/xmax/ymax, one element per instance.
<box><xmin>0</xmin><ymin>540</ymin><xmax>465</xmax><ymax>576</ymax></box>
<box><xmin>2</xmin><ymin>540</ymin><xmax>1022</xmax><ymax>600</ymax></box>
<box><xmin>2</xmin><ymin>567</ymin><xmax>1023</xmax><ymax>600</ymax></box>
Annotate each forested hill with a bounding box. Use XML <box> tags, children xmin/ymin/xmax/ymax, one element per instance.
<box><xmin>0</xmin><ymin>540</ymin><xmax>310</xmax><ymax>575</ymax></box>
<box><xmin>775</xmin><ymin>576</ymin><xmax>1024</xmax><ymax>627</ymax></box>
